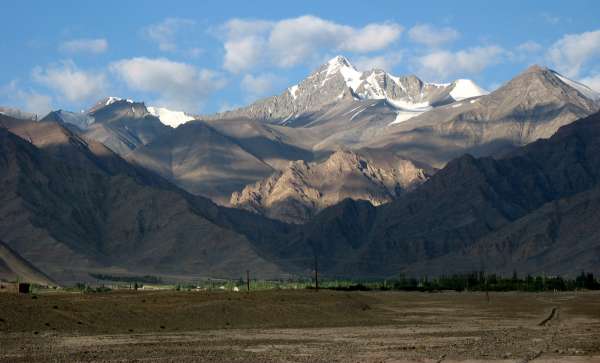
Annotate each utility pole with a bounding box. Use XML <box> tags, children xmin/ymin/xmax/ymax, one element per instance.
<box><xmin>246</xmin><ymin>270</ymin><xmax>250</xmax><ymax>292</ymax></box>
<box><xmin>314</xmin><ymin>253</ymin><xmax>319</xmax><ymax>291</ymax></box>
<box><xmin>485</xmin><ymin>273</ymin><xmax>490</xmax><ymax>303</ymax></box>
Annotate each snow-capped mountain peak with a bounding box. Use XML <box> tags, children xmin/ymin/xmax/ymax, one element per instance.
<box><xmin>203</xmin><ymin>55</ymin><xmax>489</xmax><ymax>124</ymax></box>
<box><xmin>105</xmin><ymin>96</ymin><xmax>134</xmax><ymax>106</ymax></box>
<box><xmin>147</xmin><ymin>106</ymin><xmax>195</xmax><ymax>128</ymax></box>
<box><xmin>449</xmin><ymin>79</ymin><xmax>489</xmax><ymax>101</ymax></box>
<box><xmin>327</xmin><ymin>55</ymin><xmax>355</xmax><ymax>70</ymax></box>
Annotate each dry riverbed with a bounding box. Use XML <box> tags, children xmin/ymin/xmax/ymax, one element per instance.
<box><xmin>0</xmin><ymin>290</ymin><xmax>598</xmax><ymax>362</ymax></box>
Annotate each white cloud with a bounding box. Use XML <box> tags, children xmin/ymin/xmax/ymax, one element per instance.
<box><xmin>222</xmin><ymin>19</ymin><xmax>272</xmax><ymax>73</ymax></box>
<box><xmin>516</xmin><ymin>41</ymin><xmax>542</xmax><ymax>53</ymax></box>
<box><xmin>541</xmin><ymin>12</ymin><xmax>564</xmax><ymax>25</ymax></box>
<box><xmin>547</xmin><ymin>29</ymin><xmax>600</xmax><ymax>77</ymax></box>
<box><xmin>224</xmin><ymin>36</ymin><xmax>268</xmax><ymax>73</ymax></box>
<box><xmin>22</xmin><ymin>92</ymin><xmax>52</xmax><ymax>116</ymax></box>
<box><xmin>186</xmin><ymin>47</ymin><xmax>204</xmax><ymax>58</ymax></box>
<box><xmin>240</xmin><ymin>73</ymin><xmax>285</xmax><ymax>102</ymax></box>
<box><xmin>353</xmin><ymin>52</ymin><xmax>403</xmax><ymax>71</ymax></box>
<box><xmin>142</xmin><ymin>18</ymin><xmax>195</xmax><ymax>52</ymax></box>
<box><xmin>340</xmin><ymin>23</ymin><xmax>403</xmax><ymax>53</ymax></box>
<box><xmin>59</xmin><ymin>38</ymin><xmax>108</xmax><ymax>54</ymax></box>
<box><xmin>408</xmin><ymin>24</ymin><xmax>459</xmax><ymax>48</ymax></box>
<box><xmin>110</xmin><ymin>57</ymin><xmax>226</xmax><ymax>112</ymax></box>
<box><xmin>579</xmin><ymin>74</ymin><xmax>600</xmax><ymax>92</ymax></box>
<box><xmin>32</xmin><ymin>60</ymin><xmax>107</xmax><ymax>103</ymax></box>
<box><xmin>1</xmin><ymin>80</ymin><xmax>53</xmax><ymax>116</ymax></box>
<box><xmin>221</xmin><ymin>15</ymin><xmax>403</xmax><ymax>72</ymax></box>
<box><xmin>416</xmin><ymin>46</ymin><xmax>506</xmax><ymax>80</ymax></box>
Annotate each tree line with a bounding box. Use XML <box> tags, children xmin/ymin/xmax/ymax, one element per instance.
<box><xmin>326</xmin><ymin>271</ymin><xmax>600</xmax><ymax>292</ymax></box>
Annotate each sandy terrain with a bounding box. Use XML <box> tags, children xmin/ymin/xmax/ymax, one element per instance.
<box><xmin>0</xmin><ymin>290</ymin><xmax>598</xmax><ymax>362</ymax></box>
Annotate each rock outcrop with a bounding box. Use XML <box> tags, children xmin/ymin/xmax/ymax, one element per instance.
<box><xmin>231</xmin><ymin>149</ymin><xmax>429</xmax><ymax>223</ymax></box>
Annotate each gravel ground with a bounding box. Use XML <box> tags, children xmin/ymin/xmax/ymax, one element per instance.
<box><xmin>0</xmin><ymin>290</ymin><xmax>598</xmax><ymax>362</ymax></box>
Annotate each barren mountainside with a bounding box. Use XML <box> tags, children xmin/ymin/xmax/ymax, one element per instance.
<box><xmin>231</xmin><ymin>149</ymin><xmax>429</xmax><ymax>223</ymax></box>
<box><xmin>270</xmin><ymin>111</ymin><xmax>600</xmax><ymax>277</ymax></box>
<box><xmin>0</xmin><ymin>115</ymin><xmax>287</xmax><ymax>283</ymax></box>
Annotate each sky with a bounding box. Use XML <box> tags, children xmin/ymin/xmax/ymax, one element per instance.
<box><xmin>1</xmin><ymin>0</ymin><xmax>599</xmax><ymax>116</ymax></box>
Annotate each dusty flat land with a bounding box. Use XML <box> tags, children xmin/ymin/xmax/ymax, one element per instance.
<box><xmin>0</xmin><ymin>290</ymin><xmax>599</xmax><ymax>362</ymax></box>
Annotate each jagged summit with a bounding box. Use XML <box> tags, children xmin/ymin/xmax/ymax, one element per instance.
<box><xmin>88</xmin><ymin>96</ymin><xmax>136</xmax><ymax>113</ymax></box>
<box><xmin>327</xmin><ymin>55</ymin><xmax>354</xmax><ymax>68</ymax></box>
<box><xmin>203</xmin><ymin>55</ymin><xmax>487</xmax><ymax>123</ymax></box>
<box><xmin>231</xmin><ymin>148</ymin><xmax>429</xmax><ymax>223</ymax></box>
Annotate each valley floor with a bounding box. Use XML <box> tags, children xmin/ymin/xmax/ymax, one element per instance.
<box><xmin>0</xmin><ymin>290</ymin><xmax>599</xmax><ymax>362</ymax></box>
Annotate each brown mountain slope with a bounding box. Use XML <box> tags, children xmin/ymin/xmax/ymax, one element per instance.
<box><xmin>0</xmin><ymin>115</ymin><xmax>286</xmax><ymax>283</ymax></box>
<box><xmin>0</xmin><ymin>240</ymin><xmax>56</xmax><ymax>286</ymax></box>
<box><xmin>127</xmin><ymin>121</ymin><xmax>276</xmax><ymax>204</ymax></box>
<box><xmin>231</xmin><ymin>149</ymin><xmax>429</xmax><ymax>223</ymax></box>
<box><xmin>365</xmin><ymin>66</ymin><xmax>600</xmax><ymax>167</ymax></box>
<box><xmin>403</xmin><ymin>185</ymin><xmax>600</xmax><ymax>277</ymax></box>
<box><xmin>273</xmin><ymin>111</ymin><xmax>600</xmax><ymax>277</ymax></box>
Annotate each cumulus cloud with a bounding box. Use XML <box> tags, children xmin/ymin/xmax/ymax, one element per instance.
<box><xmin>110</xmin><ymin>57</ymin><xmax>226</xmax><ymax>112</ymax></box>
<box><xmin>221</xmin><ymin>19</ymin><xmax>272</xmax><ymax>73</ymax></box>
<box><xmin>59</xmin><ymin>38</ymin><xmax>108</xmax><ymax>54</ymax></box>
<box><xmin>1</xmin><ymin>80</ymin><xmax>53</xmax><ymax>116</ymax></box>
<box><xmin>579</xmin><ymin>74</ymin><xmax>600</xmax><ymax>92</ymax></box>
<box><xmin>416</xmin><ymin>46</ymin><xmax>506</xmax><ymax>80</ymax></box>
<box><xmin>240</xmin><ymin>73</ymin><xmax>285</xmax><ymax>102</ymax></box>
<box><xmin>221</xmin><ymin>15</ymin><xmax>402</xmax><ymax>72</ymax></box>
<box><xmin>408</xmin><ymin>24</ymin><xmax>460</xmax><ymax>48</ymax></box>
<box><xmin>516</xmin><ymin>41</ymin><xmax>542</xmax><ymax>53</ymax></box>
<box><xmin>547</xmin><ymin>29</ymin><xmax>600</xmax><ymax>77</ymax></box>
<box><xmin>32</xmin><ymin>60</ymin><xmax>107</xmax><ymax>103</ymax></box>
<box><xmin>353</xmin><ymin>52</ymin><xmax>403</xmax><ymax>71</ymax></box>
<box><xmin>142</xmin><ymin>18</ymin><xmax>195</xmax><ymax>52</ymax></box>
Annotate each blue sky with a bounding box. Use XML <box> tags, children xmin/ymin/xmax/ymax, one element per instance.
<box><xmin>1</xmin><ymin>0</ymin><xmax>599</xmax><ymax>115</ymax></box>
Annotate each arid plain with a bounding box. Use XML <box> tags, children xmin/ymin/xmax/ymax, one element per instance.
<box><xmin>1</xmin><ymin>290</ymin><xmax>599</xmax><ymax>362</ymax></box>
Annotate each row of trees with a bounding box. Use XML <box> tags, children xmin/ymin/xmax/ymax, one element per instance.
<box><xmin>361</xmin><ymin>271</ymin><xmax>600</xmax><ymax>292</ymax></box>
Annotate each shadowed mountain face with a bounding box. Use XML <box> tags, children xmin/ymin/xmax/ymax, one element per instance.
<box><xmin>2</xmin><ymin>62</ymin><xmax>600</xmax><ymax>282</ymax></box>
<box><xmin>0</xmin><ymin>240</ymin><xmax>56</xmax><ymax>286</ymax></box>
<box><xmin>231</xmin><ymin>149</ymin><xmax>430</xmax><ymax>223</ymax></box>
<box><xmin>32</xmin><ymin>64</ymin><xmax>598</xmax><ymax>216</ymax></box>
<box><xmin>0</xmin><ymin>115</ymin><xmax>287</xmax><ymax>283</ymax></box>
<box><xmin>1</xmin><ymin>111</ymin><xmax>600</xmax><ymax>281</ymax></box>
<box><xmin>364</xmin><ymin>66</ymin><xmax>600</xmax><ymax>167</ymax></box>
<box><xmin>41</xmin><ymin>99</ymin><xmax>172</xmax><ymax>157</ymax></box>
<box><xmin>126</xmin><ymin>121</ymin><xmax>277</xmax><ymax>205</ymax></box>
<box><xmin>275</xmin><ymin>111</ymin><xmax>600</xmax><ymax>277</ymax></box>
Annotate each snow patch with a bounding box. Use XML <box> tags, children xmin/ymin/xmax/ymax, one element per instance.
<box><xmin>289</xmin><ymin>84</ymin><xmax>299</xmax><ymax>100</ymax></box>
<box><xmin>449</xmin><ymin>79</ymin><xmax>488</xmax><ymax>101</ymax></box>
<box><xmin>389</xmin><ymin>110</ymin><xmax>424</xmax><ymax>125</ymax></box>
<box><xmin>324</xmin><ymin>56</ymin><xmax>363</xmax><ymax>90</ymax></box>
<box><xmin>386</xmin><ymin>98</ymin><xmax>432</xmax><ymax>112</ymax></box>
<box><xmin>105</xmin><ymin>96</ymin><xmax>133</xmax><ymax>106</ymax></box>
<box><xmin>554</xmin><ymin>72</ymin><xmax>600</xmax><ymax>101</ymax></box>
<box><xmin>350</xmin><ymin>106</ymin><xmax>368</xmax><ymax>120</ymax></box>
<box><xmin>147</xmin><ymin>106</ymin><xmax>195</xmax><ymax>128</ymax></box>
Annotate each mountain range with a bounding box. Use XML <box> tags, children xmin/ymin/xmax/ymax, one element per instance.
<box><xmin>1</xmin><ymin>56</ymin><xmax>600</xmax><ymax>283</ymax></box>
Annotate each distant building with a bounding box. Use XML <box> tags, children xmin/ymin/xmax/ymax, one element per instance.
<box><xmin>18</xmin><ymin>282</ymin><xmax>30</xmax><ymax>294</ymax></box>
